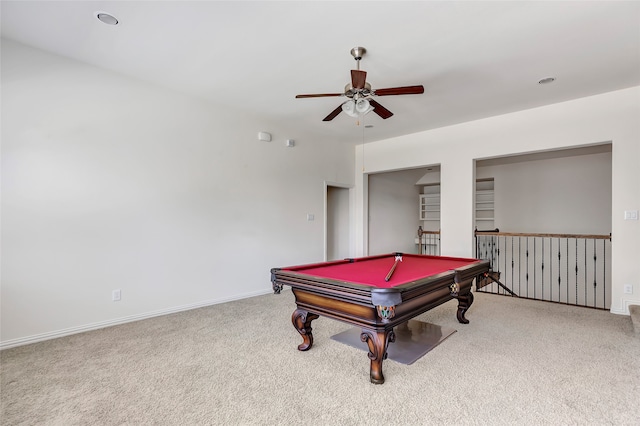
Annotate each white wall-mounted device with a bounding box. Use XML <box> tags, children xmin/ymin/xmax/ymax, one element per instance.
<box><xmin>258</xmin><ymin>132</ymin><xmax>272</xmax><ymax>142</ymax></box>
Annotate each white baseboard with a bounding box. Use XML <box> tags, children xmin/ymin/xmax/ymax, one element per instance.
<box><xmin>0</xmin><ymin>288</ymin><xmax>273</xmax><ymax>350</ymax></box>
<box><xmin>610</xmin><ymin>298</ymin><xmax>640</xmax><ymax>316</ymax></box>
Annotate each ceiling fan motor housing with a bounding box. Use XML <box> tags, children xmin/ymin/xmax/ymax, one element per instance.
<box><xmin>344</xmin><ymin>82</ymin><xmax>372</xmax><ymax>98</ymax></box>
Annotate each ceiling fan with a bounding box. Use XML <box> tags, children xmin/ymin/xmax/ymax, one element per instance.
<box><xmin>296</xmin><ymin>46</ymin><xmax>424</xmax><ymax>122</ymax></box>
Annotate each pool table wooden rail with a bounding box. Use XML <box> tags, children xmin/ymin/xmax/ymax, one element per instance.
<box><xmin>271</xmin><ymin>258</ymin><xmax>488</xmax><ymax>325</ymax></box>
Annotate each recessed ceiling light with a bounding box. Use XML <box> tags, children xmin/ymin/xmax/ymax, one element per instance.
<box><xmin>96</xmin><ymin>11</ymin><xmax>118</xmax><ymax>25</ymax></box>
<box><xmin>538</xmin><ymin>77</ymin><xmax>556</xmax><ymax>85</ymax></box>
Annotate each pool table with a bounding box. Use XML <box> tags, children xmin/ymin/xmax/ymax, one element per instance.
<box><xmin>271</xmin><ymin>253</ymin><xmax>489</xmax><ymax>384</ymax></box>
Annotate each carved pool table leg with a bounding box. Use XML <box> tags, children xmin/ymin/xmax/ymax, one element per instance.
<box><xmin>360</xmin><ymin>329</ymin><xmax>396</xmax><ymax>384</ymax></box>
<box><xmin>291</xmin><ymin>309</ymin><xmax>319</xmax><ymax>351</ymax></box>
<box><xmin>456</xmin><ymin>291</ymin><xmax>474</xmax><ymax>324</ymax></box>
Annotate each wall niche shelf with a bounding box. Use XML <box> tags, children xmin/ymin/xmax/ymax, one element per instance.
<box><xmin>419</xmin><ymin>183</ymin><xmax>440</xmax><ymax>222</ymax></box>
<box><xmin>475</xmin><ymin>178</ymin><xmax>495</xmax><ymax>229</ymax></box>
<box><xmin>418</xmin><ymin>178</ymin><xmax>496</xmax><ymax>229</ymax></box>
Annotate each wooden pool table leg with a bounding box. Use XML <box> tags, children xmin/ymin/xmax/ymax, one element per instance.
<box><xmin>456</xmin><ymin>291</ymin><xmax>474</xmax><ymax>324</ymax></box>
<box><xmin>291</xmin><ymin>309</ymin><xmax>319</xmax><ymax>351</ymax></box>
<box><xmin>360</xmin><ymin>329</ymin><xmax>396</xmax><ymax>384</ymax></box>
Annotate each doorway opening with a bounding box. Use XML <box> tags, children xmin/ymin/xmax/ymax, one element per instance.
<box><xmin>325</xmin><ymin>183</ymin><xmax>351</xmax><ymax>261</ymax></box>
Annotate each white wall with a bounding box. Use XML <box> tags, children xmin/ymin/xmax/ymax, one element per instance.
<box><xmin>0</xmin><ymin>40</ymin><xmax>355</xmax><ymax>347</ymax></box>
<box><xmin>477</xmin><ymin>150</ymin><xmax>612</xmax><ymax>234</ymax></box>
<box><xmin>354</xmin><ymin>87</ymin><xmax>640</xmax><ymax>315</ymax></box>
<box><xmin>367</xmin><ymin>168</ymin><xmax>426</xmax><ymax>255</ymax></box>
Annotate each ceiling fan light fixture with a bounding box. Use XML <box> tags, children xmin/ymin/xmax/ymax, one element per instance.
<box><xmin>342</xmin><ymin>99</ymin><xmax>374</xmax><ymax>117</ymax></box>
<box><xmin>356</xmin><ymin>98</ymin><xmax>373</xmax><ymax>114</ymax></box>
<box><xmin>342</xmin><ymin>100</ymin><xmax>358</xmax><ymax>117</ymax></box>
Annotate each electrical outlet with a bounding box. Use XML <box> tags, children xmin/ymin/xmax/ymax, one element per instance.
<box><xmin>624</xmin><ymin>284</ymin><xmax>633</xmax><ymax>294</ymax></box>
<box><xmin>112</xmin><ymin>289</ymin><xmax>121</xmax><ymax>301</ymax></box>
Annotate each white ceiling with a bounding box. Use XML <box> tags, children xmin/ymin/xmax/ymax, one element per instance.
<box><xmin>2</xmin><ymin>1</ymin><xmax>639</xmax><ymax>144</ymax></box>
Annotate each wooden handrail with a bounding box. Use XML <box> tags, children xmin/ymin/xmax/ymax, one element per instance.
<box><xmin>417</xmin><ymin>226</ymin><xmax>440</xmax><ymax>237</ymax></box>
<box><xmin>475</xmin><ymin>230</ymin><xmax>611</xmax><ymax>240</ymax></box>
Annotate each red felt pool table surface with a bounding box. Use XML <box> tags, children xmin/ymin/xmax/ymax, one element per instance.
<box><xmin>282</xmin><ymin>253</ymin><xmax>483</xmax><ymax>289</ymax></box>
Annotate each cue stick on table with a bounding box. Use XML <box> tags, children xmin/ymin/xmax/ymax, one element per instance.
<box><xmin>385</xmin><ymin>255</ymin><xmax>403</xmax><ymax>282</ymax></box>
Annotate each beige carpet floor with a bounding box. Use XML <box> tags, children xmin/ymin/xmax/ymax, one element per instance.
<box><xmin>2</xmin><ymin>291</ymin><xmax>639</xmax><ymax>425</ymax></box>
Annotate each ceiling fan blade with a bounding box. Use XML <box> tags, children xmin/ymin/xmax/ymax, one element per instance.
<box><xmin>369</xmin><ymin>100</ymin><xmax>393</xmax><ymax>119</ymax></box>
<box><xmin>296</xmin><ymin>93</ymin><xmax>344</xmax><ymax>98</ymax></box>
<box><xmin>322</xmin><ymin>104</ymin><xmax>343</xmax><ymax>121</ymax></box>
<box><xmin>351</xmin><ymin>70</ymin><xmax>367</xmax><ymax>89</ymax></box>
<box><xmin>374</xmin><ymin>85</ymin><xmax>424</xmax><ymax>96</ymax></box>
